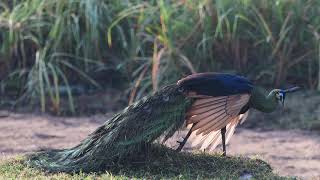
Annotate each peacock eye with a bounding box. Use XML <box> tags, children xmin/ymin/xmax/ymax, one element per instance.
<box><xmin>178</xmin><ymin>87</ymin><xmax>184</xmax><ymax>93</ymax></box>
<box><xmin>162</xmin><ymin>95</ymin><xmax>170</xmax><ymax>102</ymax></box>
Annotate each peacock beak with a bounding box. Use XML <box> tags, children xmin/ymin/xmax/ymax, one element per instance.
<box><xmin>280</xmin><ymin>86</ymin><xmax>300</xmax><ymax>107</ymax></box>
<box><xmin>283</xmin><ymin>86</ymin><xmax>300</xmax><ymax>93</ymax></box>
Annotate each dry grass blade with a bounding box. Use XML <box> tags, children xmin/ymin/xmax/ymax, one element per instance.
<box><xmin>129</xmin><ymin>64</ymin><xmax>149</xmax><ymax>105</ymax></box>
<box><xmin>152</xmin><ymin>41</ymin><xmax>166</xmax><ymax>92</ymax></box>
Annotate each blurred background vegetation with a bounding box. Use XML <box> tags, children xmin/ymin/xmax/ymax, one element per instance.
<box><xmin>0</xmin><ymin>0</ymin><xmax>319</xmax><ymax>115</ymax></box>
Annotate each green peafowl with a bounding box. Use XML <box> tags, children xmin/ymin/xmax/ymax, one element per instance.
<box><xmin>26</xmin><ymin>72</ymin><xmax>300</xmax><ymax>173</ymax></box>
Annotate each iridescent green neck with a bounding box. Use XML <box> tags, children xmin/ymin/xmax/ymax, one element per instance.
<box><xmin>249</xmin><ymin>87</ymin><xmax>279</xmax><ymax>113</ymax></box>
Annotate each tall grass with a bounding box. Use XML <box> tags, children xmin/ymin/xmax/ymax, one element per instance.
<box><xmin>0</xmin><ymin>0</ymin><xmax>319</xmax><ymax>114</ymax></box>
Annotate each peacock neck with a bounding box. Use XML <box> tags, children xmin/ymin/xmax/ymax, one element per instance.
<box><xmin>249</xmin><ymin>87</ymin><xmax>278</xmax><ymax>113</ymax></box>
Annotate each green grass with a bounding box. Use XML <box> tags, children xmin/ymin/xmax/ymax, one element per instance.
<box><xmin>0</xmin><ymin>146</ymin><xmax>288</xmax><ymax>179</ymax></box>
<box><xmin>1</xmin><ymin>0</ymin><xmax>320</xmax><ymax>114</ymax></box>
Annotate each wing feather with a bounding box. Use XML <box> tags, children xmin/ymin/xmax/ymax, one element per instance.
<box><xmin>188</xmin><ymin>108</ymin><xmax>225</xmax><ymax>125</ymax></box>
<box><xmin>187</xmin><ymin>101</ymin><xmax>226</xmax><ymax>115</ymax></box>
<box><xmin>157</xmin><ymin>90</ymin><xmax>250</xmax><ymax>152</ymax></box>
<box><xmin>199</xmin><ymin>130</ymin><xmax>220</xmax><ymax>149</ymax></box>
<box><xmin>203</xmin><ymin>120</ymin><xmax>228</xmax><ymax>135</ymax></box>
<box><xmin>199</xmin><ymin>115</ymin><xmax>230</xmax><ymax>135</ymax></box>
<box><xmin>205</xmin><ymin>118</ymin><xmax>236</xmax><ymax>151</ymax></box>
<box><xmin>187</xmin><ymin>113</ymin><xmax>248</xmax><ymax>152</ymax></box>
<box><xmin>189</xmin><ymin>112</ymin><xmax>225</xmax><ymax>130</ymax></box>
<box><xmin>181</xmin><ymin>93</ymin><xmax>250</xmax><ymax>151</ymax></box>
<box><xmin>191</xmin><ymin>96</ymin><xmax>227</xmax><ymax>106</ymax></box>
<box><xmin>188</xmin><ymin>129</ymin><xmax>219</xmax><ymax>149</ymax></box>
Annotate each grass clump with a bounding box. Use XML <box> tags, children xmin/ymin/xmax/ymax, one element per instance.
<box><xmin>1</xmin><ymin>0</ymin><xmax>320</xmax><ymax>114</ymax></box>
<box><xmin>0</xmin><ymin>145</ymin><xmax>287</xmax><ymax>179</ymax></box>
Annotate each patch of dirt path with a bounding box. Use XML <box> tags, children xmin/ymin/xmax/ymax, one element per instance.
<box><xmin>0</xmin><ymin>113</ymin><xmax>107</xmax><ymax>156</ymax></box>
<box><xmin>0</xmin><ymin>113</ymin><xmax>319</xmax><ymax>179</ymax></box>
<box><xmin>228</xmin><ymin>129</ymin><xmax>320</xmax><ymax>179</ymax></box>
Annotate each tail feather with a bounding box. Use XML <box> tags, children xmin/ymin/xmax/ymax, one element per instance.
<box><xmin>26</xmin><ymin>85</ymin><xmax>192</xmax><ymax>173</ymax></box>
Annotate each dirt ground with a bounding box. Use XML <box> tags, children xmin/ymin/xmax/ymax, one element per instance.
<box><xmin>0</xmin><ymin>112</ymin><xmax>319</xmax><ymax>179</ymax></box>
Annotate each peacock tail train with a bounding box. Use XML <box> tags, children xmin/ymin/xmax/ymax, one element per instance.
<box><xmin>26</xmin><ymin>84</ymin><xmax>193</xmax><ymax>173</ymax></box>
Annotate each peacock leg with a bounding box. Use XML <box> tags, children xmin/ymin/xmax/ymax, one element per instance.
<box><xmin>176</xmin><ymin>124</ymin><xmax>196</xmax><ymax>152</ymax></box>
<box><xmin>221</xmin><ymin>126</ymin><xmax>227</xmax><ymax>156</ymax></box>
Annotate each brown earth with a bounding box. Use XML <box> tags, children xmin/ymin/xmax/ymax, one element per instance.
<box><xmin>0</xmin><ymin>112</ymin><xmax>319</xmax><ymax>179</ymax></box>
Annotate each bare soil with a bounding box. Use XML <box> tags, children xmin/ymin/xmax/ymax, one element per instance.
<box><xmin>0</xmin><ymin>112</ymin><xmax>319</xmax><ymax>179</ymax></box>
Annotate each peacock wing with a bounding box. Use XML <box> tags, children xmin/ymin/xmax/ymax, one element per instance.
<box><xmin>184</xmin><ymin>93</ymin><xmax>250</xmax><ymax>151</ymax></box>
<box><xmin>187</xmin><ymin>111</ymin><xmax>249</xmax><ymax>151</ymax></box>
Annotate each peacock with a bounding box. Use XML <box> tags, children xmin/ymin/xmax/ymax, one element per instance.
<box><xmin>26</xmin><ymin>72</ymin><xmax>300</xmax><ymax>173</ymax></box>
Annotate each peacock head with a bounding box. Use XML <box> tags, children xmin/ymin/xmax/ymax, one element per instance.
<box><xmin>269</xmin><ymin>87</ymin><xmax>300</xmax><ymax>106</ymax></box>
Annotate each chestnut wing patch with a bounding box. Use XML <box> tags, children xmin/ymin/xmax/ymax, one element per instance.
<box><xmin>186</xmin><ymin>93</ymin><xmax>250</xmax><ymax>135</ymax></box>
<box><xmin>187</xmin><ymin>112</ymin><xmax>249</xmax><ymax>151</ymax></box>
<box><xmin>159</xmin><ymin>92</ymin><xmax>250</xmax><ymax>152</ymax></box>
